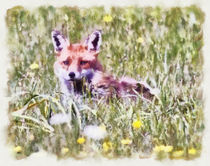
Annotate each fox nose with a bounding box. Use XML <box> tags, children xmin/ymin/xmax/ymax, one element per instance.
<box><xmin>69</xmin><ymin>72</ymin><xmax>75</xmax><ymax>79</ymax></box>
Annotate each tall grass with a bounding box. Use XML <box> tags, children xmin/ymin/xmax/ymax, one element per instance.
<box><xmin>6</xmin><ymin>6</ymin><xmax>204</xmax><ymax>159</ymax></box>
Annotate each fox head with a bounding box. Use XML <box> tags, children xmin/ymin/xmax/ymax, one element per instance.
<box><xmin>52</xmin><ymin>30</ymin><xmax>103</xmax><ymax>82</ymax></box>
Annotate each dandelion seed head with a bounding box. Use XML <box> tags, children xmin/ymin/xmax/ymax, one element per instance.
<box><xmin>84</xmin><ymin>125</ymin><xmax>107</xmax><ymax>140</ymax></box>
<box><xmin>49</xmin><ymin>113</ymin><xmax>70</xmax><ymax>125</ymax></box>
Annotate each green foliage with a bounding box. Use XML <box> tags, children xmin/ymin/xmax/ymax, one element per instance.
<box><xmin>6</xmin><ymin>6</ymin><xmax>204</xmax><ymax>160</ymax></box>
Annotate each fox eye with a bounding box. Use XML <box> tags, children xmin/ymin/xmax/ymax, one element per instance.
<box><xmin>80</xmin><ymin>60</ymin><xmax>88</xmax><ymax>65</ymax></box>
<box><xmin>63</xmin><ymin>60</ymin><xmax>69</xmax><ymax>65</ymax></box>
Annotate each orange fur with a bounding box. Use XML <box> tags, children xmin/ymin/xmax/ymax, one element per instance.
<box><xmin>52</xmin><ymin>30</ymin><xmax>155</xmax><ymax>100</ymax></box>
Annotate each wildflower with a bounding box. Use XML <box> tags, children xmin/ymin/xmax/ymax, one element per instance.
<box><xmin>121</xmin><ymin>138</ymin><xmax>132</xmax><ymax>145</ymax></box>
<box><xmin>188</xmin><ymin>148</ymin><xmax>197</xmax><ymax>155</ymax></box>
<box><xmin>172</xmin><ymin>150</ymin><xmax>184</xmax><ymax>158</ymax></box>
<box><xmin>84</xmin><ymin>125</ymin><xmax>107</xmax><ymax>140</ymax></box>
<box><xmin>137</xmin><ymin>37</ymin><xmax>144</xmax><ymax>43</ymax></box>
<box><xmin>29</xmin><ymin>63</ymin><xmax>39</xmax><ymax>70</ymax></box>
<box><xmin>61</xmin><ymin>147</ymin><xmax>69</xmax><ymax>155</ymax></box>
<box><xmin>49</xmin><ymin>113</ymin><xmax>70</xmax><ymax>125</ymax></box>
<box><xmin>77</xmin><ymin>137</ymin><xmax>85</xmax><ymax>144</ymax></box>
<box><xmin>153</xmin><ymin>145</ymin><xmax>164</xmax><ymax>152</ymax></box>
<box><xmin>14</xmin><ymin>146</ymin><xmax>22</xmax><ymax>153</ymax></box>
<box><xmin>153</xmin><ymin>145</ymin><xmax>173</xmax><ymax>153</ymax></box>
<box><xmin>103</xmin><ymin>15</ymin><xmax>113</xmax><ymax>23</ymax></box>
<box><xmin>163</xmin><ymin>146</ymin><xmax>173</xmax><ymax>152</ymax></box>
<box><xmin>103</xmin><ymin>141</ymin><xmax>112</xmax><ymax>152</ymax></box>
<box><xmin>132</xmin><ymin>120</ymin><xmax>142</xmax><ymax>129</ymax></box>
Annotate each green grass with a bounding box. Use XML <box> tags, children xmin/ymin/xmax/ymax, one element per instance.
<box><xmin>6</xmin><ymin>5</ymin><xmax>204</xmax><ymax>160</ymax></box>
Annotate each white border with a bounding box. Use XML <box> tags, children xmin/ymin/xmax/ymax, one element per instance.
<box><xmin>0</xmin><ymin>0</ymin><xmax>210</xmax><ymax>166</ymax></box>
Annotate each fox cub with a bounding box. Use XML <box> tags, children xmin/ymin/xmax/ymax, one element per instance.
<box><xmin>51</xmin><ymin>30</ymin><xmax>156</xmax><ymax>101</ymax></box>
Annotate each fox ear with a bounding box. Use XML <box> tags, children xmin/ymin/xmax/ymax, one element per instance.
<box><xmin>51</xmin><ymin>30</ymin><xmax>69</xmax><ymax>52</ymax></box>
<box><xmin>85</xmin><ymin>30</ymin><xmax>102</xmax><ymax>52</ymax></box>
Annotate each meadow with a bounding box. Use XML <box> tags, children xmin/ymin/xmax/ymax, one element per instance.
<box><xmin>6</xmin><ymin>5</ymin><xmax>204</xmax><ymax>160</ymax></box>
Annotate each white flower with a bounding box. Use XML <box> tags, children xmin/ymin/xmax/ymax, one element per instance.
<box><xmin>84</xmin><ymin>125</ymin><xmax>107</xmax><ymax>140</ymax></box>
<box><xmin>49</xmin><ymin>113</ymin><xmax>70</xmax><ymax>125</ymax></box>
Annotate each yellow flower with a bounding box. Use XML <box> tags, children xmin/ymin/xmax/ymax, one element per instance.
<box><xmin>14</xmin><ymin>146</ymin><xmax>22</xmax><ymax>153</ymax></box>
<box><xmin>164</xmin><ymin>146</ymin><xmax>173</xmax><ymax>152</ymax></box>
<box><xmin>153</xmin><ymin>145</ymin><xmax>173</xmax><ymax>153</ymax></box>
<box><xmin>172</xmin><ymin>150</ymin><xmax>184</xmax><ymax>158</ymax></box>
<box><xmin>132</xmin><ymin>120</ymin><xmax>142</xmax><ymax>129</ymax></box>
<box><xmin>153</xmin><ymin>145</ymin><xmax>164</xmax><ymax>152</ymax></box>
<box><xmin>29</xmin><ymin>63</ymin><xmax>39</xmax><ymax>70</ymax></box>
<box><xmin>61</xmin><ymin>147</ymin><xmax>69</xmax><ymax>155</ymax></box>
<box><xmin>103</xmin><ymin>15</ymin><xmax>113</xmax><ymax>23</ymax></box>
<box><xmin>121</xmin><ymin>138</ymin><xmax>132</xmax><ymax>145</ymax></box>
<box><xmin>137</xmin><ymin>37</ymin><xmax>144</xmax><ymax>43</ymax></box>
<box><xmin>77</xmin><ymin>137</ymin><xmax>85</xmax><ymax>144</ymax></box>
<box><xmin>103</xmin><ymin>141</ymin><xmax>112</xmax><ymax>152</ymax></box>
<box><xmin>188</xmin><ymin>148</ymin><xmax>197</xmax><ymax>155</ymax></box>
